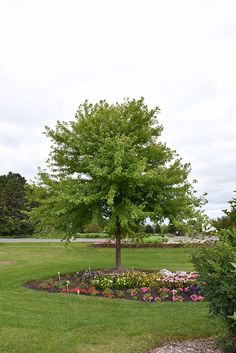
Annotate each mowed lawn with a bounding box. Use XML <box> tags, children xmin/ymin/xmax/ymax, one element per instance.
<box><xmin>0</xmin><ymin>243</ymin><xmax>224</xmax><ymax>353</ymax></box>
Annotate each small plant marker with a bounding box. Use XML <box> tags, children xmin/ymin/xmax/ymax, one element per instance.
<box><xmin>58</xmin><ymin>272</ymin><xmax>61</xmax><ymax>281</ymax></box>
<box><xmin>66</xmin><ymin>281</ymin><xmax>70</xmax><ymax>293</ymax></box>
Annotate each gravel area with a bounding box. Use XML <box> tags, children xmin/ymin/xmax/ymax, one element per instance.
<box><xmin>148</xmin><ymin>338</ymin><xmax>222</xmax><ymax>353</ymax></box>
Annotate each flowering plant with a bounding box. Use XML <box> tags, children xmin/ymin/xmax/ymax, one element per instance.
<box><xmin>190</xmin><ymin>294</ymin><xmax>205</xmax><ymax>302</ymax></box>
<box><xmin>32</xmin><ymin>269</ymin><xmax>205</xmax><ymax>304</ymax></box>
<box><xmin>142</xmin><ymin>293</ymin><xmax>155</xmax><ymax>302</ymax></box>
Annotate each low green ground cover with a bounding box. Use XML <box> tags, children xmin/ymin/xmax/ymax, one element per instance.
<box><xmin>0</xmin><ymin>243</ymin><xmax>224</xmax><ymax>353</ymax></box>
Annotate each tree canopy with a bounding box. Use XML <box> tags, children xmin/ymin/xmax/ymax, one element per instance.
<box><xmin>30</xmin><ymin>98</ymin><xmax>206</xmax><ymax>268</ymax></box>
<box><xmin>0</xmin><ymin>172</ymin><xmax>33</xmax><ymax>235</ymax></box>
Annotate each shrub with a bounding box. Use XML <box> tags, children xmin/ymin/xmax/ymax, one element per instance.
<box><xmin>154</xmin><ymin>223</ymin><xmax>161</xmax><ymax>234</ymax></box>
<box><xmin>77</xmin><ymin>232</ymin><xmax>108</xmax><ymax>239</ymax></box>
<box><xmin>192</xmin><ymin>229</ymin><xmax>236</xmax><ymax>352</ymax></box>
<box><xmin>144</xmin><ymin>224</ymin><xmax>154</xmax><ymax>234</ymax></box>
<box><xmin>168</xmin><ymin>223</ymin><xmax>176</xmax><ymax>234</ymax></box>
<box><xmin>84</xmin><ymin>223</ymin><xmax>103</xmax><ymax>233</ymax></box>
<box><xmin>141</xmin><ymin>235</ymin><xmax>168</xmax><ymax>244</ymax></box>
<box><xmin>160</xmin><ymin>224</ymin><xmax>169</xmax><ymax>235</ymax></box>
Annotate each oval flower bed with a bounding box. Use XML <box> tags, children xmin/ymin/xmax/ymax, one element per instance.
<box><xmin>26</xmin><ymin>269</ymin><xmax>205</xmax><ymax>303</ymax></box>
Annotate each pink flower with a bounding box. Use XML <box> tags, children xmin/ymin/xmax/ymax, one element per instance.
<box><xmin>140</xmin><ymin>287</ymin><xmax>148</xmax><ymax>293</ymax></box>
<box><xmin>190</xmin><ymin>273</ymin><xmax>199</xmax><ymax>279</ymax></box>
<box><xmin>190</xmin><ymin>294</ymin><xmax>204</xmax><ymax>302</ymax></box>
<box><xmin>172</xmin><ymin>295</ymin><xmax>184</xmax><ymax>302</ymax></box>
<box><xmin>131</xmin><ymin>290</ymin><xmax>138</xmax><ymax>296</ymax></box>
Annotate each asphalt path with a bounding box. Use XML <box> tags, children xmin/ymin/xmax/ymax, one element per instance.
<box><xmin>0</xmin><ymin>236</ymin><xmax>218</xmax><ymax>243</ymax></box>
<box><xmin>0</xmin><ymin>238</ymin><xmax>105</xmax><ymax>243</ymax></box>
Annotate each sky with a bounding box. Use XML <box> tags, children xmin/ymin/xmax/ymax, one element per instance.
<box><xmin>0</xmin><ymin>0</ymin><xmax>236</xmax><ymax>219</ymax></box>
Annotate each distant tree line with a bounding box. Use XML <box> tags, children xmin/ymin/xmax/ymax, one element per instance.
<box><xmin>1</xmin><ymin>177</ymin><xmax>236</xmax><ymax>238</ymax></box>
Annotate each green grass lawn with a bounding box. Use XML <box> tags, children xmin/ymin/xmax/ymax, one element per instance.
<box><xmin>0</xmin><ymin>243</ymin><xmax>224</xmax><ymax>353</ymax></box>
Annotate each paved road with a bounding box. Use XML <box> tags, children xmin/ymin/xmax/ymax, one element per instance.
<box><xmin>0</xmin><ymin>236</ymin><xmax>218</xmax><ymax>243</ymax></box>
<box><xmin>0</xmin><ymin>238</ymin><xmax>106</xmax><ymax>243</ymax></box>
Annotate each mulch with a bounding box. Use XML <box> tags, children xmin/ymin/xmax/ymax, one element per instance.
<box><xmin>148</xmin><ymin>338</ymin><xmax>222</xmax><ymax>353</ymax></box>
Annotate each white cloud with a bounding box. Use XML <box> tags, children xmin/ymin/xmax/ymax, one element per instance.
<box><xmin>0</xmin><ymin>0</ymin><xmax>236</xmax><ymax>218</ymax></box>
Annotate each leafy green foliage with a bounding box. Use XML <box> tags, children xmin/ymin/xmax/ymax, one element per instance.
<box><xmin>84</xmin><ymin>223</ymin><xmax>103</xmax><ymax>233</ymax></box>
<box><xmin>173</xmin><ymin>212</ymin><xmax>212</xmax><ymax>237</ymax></box>
<box><xmin>212</xmin><ymin>192</ymin><xmax>236</xmax><ymax>231</ymax></box>
<box><xmin>0</xmin><ymin>172</ymin><xmax>33</xmax><ymax>235</ymax></box>
<box><xmin>154</xmin><ymin>223</ymin><xmax>161</xmax><ymax>234</ymax></box>
<box><xmin>141</xmin><ymin>235</ymin><xmax>168</xmax><ymax>244</ymax></box>
<box><xmin>144</xmin><ymin>224</ymin><xmax>154</xmax><ymax>234</ymax></box>
<box><xmin>168</xmin><ymin>223</ymin><xmax>176</xmax><ymax>234</ymax></box>
<box><xmin>192</xmin><ymin>229</ymin><xmax>236</xmax><ymax>352</ymax></box>
<box><xmin>160</xmin><ymin>224</ymin><xmax>169</xmax><ymax>235</ymax></box>
<box><xmin>30</xmin><ymin>98</ymin><xmax>206</xmax><ymax>267</ymax></box>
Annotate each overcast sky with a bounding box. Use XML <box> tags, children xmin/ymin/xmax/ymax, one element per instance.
<box><xmin>1</xmin><ymin>0</ymin><xmax>236</xmax><ymax>218</ymax></box>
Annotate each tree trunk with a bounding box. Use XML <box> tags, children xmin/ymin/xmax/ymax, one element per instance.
<box><xmin>115</xmin><ymin>217</ymin><xmax>122</xmax><ymax>270</ymax></box>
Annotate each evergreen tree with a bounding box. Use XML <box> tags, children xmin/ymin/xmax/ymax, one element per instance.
<box><xmin>213</xmin><ymin>192</ymin><xmax>236</xmax><ymax>231</ymax></box>
<box><xmin>0</xmin><ymin>172</ymin><xmax>33</xmax><ymax>235</ymax></box>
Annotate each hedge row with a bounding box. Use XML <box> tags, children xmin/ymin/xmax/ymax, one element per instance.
<box><xmin>92</xmin><ymin>241</ymin><xmax>218</xmax><ymax>249</ymax></box>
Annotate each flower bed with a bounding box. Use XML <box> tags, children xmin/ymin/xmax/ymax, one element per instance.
<box><xmin>26</xmin><ymin>269</ymin><xmax>205</xmax><ymax>303</ymax></box>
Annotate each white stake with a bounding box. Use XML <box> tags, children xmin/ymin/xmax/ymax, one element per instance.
<box><xmin>66</xmin><ymin>280</ymin><xmax>70</xmax><ymax>293</ymax></box>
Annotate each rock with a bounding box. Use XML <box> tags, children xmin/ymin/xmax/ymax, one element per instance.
<box><xmin>159</xmin><ymin>269</ymin><xmax>173</xmax><ymax>276</ymax></box>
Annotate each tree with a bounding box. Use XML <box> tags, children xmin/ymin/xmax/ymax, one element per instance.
<box><xmin>144</xmin><ymin>224</ymin><xmax>154</xmax><ymax>234</ymax></box>
<box><xmin>212</xmin><ymin>192</ymin><xmax>236</xmax><ymax>231</ymax></box>
<box><xmin>173</xmin><ymin>211</ymin><xmax>212</xmax><ymax>237</ymax></box>
<box><xmin>30</xmin><ymin>98</ymin><xmax>205</xmax><ymax>269</ymax></box>
<box><xmin>0</xmin><ymin>172</ymin><xmax>33</xmax><ymax>235</ymax></box>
